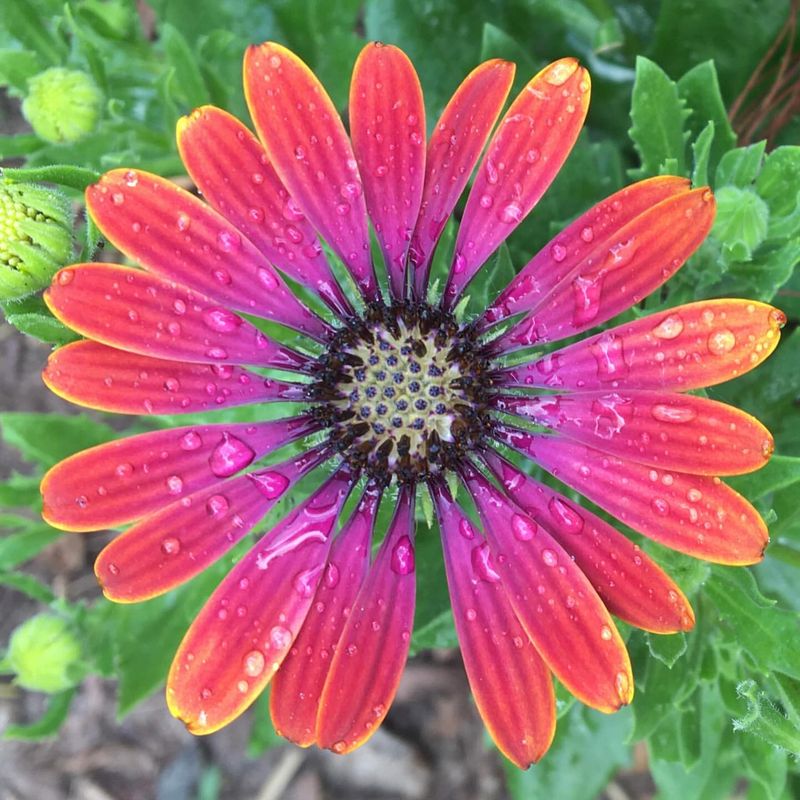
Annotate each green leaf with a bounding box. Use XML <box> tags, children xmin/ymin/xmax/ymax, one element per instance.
<box><xmin>505</xmin><ymin>704</ymin><xmax>631</xmax><ymax>800</ymax></box>
<box><xmin>713</xmin><ymin>186</ymin><xmax>770</xmax><ymax>261</ymax></box>
<box><xmin>706</xmin><ymin>569</ymin><xmax>800</xmax><ymax>680</ymax></box>
<box><xmin>647</xmin><ymin>632</ymin><xmax>687</xmax><ymax>668</ymax></box>
<box><xmin>0</xmin><ymin>525</ymin><xmax>61</xmax><ymax>570</ymax></box>
<box><xmin>715</xmin><ymin>141</ymin><xmax>766</xmax><ymax>189</ymax></box>
<box><xmin>247</xmin><ymin>688</ymin><xmax>283</xmax><ymax>757</ymax></box>
<box><xmin>2</xmin><ymin>689</ymin><xmax>75</xmax><ymax>740</ymax></box>
<box><xmin>0</xmin><ymin>48</ymin><xmax>45</xmax><ymax>94</ymax></box>
<box><xmin>2</xmin><ymin>164</ymin><xmax>101</xmax><ymax>191</ymax></box>
<box><xmin>160</xmin><ymin>22</ymin><xmax>209</xmax><ymax>110</ymax></box>
<box><xmin>691</xmin><ymin>121</ymin><xmax>715</xmax><ymax>187</ymax></box>
<box><xmin>3</xmin><ymin>310</ymin><xmax>80</xmax><ymax>345</ymax></box>
<box><xmin>0</xmin><ymin>472</ymin><xmax>41</xmax><ymax>508</ymax></box>
<box><xmin>0</xmin><ymin>412</ymin><xmax>117</xmax><ymax>468</ymax></box>
<box><xmin>727</xmin><ymin>456</ymin><xmax>800</xmax><ymax>502</ymax></box>
<box><xmin>628</xmin><ymin>56</ymin><xmax>688</xmax><ymax>179</ymax></box>
<box><xmin>3</xmin><ymin>0</ymin><xmax>68</xmax><ymax>64</ymax></box>
<box><xmin>677</xmin><ymin>61</ymin><xmax>737</xmax><ymax>180</ymax></box>
<box><xmin>734</xmin><ymin>680</ymin><xmax>800</xmax><ymax>757</ymax></box>
<box><xmin>0</xmin><ymin>572</ymin><xmax>56</xmax><ymax>604</ymax></box>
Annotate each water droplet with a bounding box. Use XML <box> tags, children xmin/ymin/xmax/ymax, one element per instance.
<box><xmin>269</xmin><ymin>626</ymin><xmax>292</xmax><ymax>651</ymax></box>
<box><xmin>75</xmin><ymin>495</ymin><xmax>89</xmax><ymax>509</ymax></box>
<box><xmin>209</xmin><ymin>433</ymin><xmax>256</xmax><ymax>477</ymax></box>
<box><xmin>176</xmin><ymin>212</ymin><xmax>191</xmax><ymax>231</ymax></box>
<box><xmin>615</xmin><ymin>671</ymin><xmax>631</xmax><ymax>703</ymax></box>
<box><xmin>123</xmin><ymin>170</ymin><xmax>139</xmax><ymax>187</ymax></box>
<box><xmin>453</xmin><ymin>252</ymin><xmax>467</xmax><ymax>274</ymax></box>
<box><xmin>651</xmin><ymin>404</ymin><xmax>697</xmax><ymax>423</ymax></box>
<box><xmin>203</xmin><ymin>307</ymin><xmax>241</xmax><ymax>333</ymax></box>
<box><xmin>511</xmin><ymin>513</ymin><xmax>536</xmax><ymax>541</ymax></box>
<box><xmin>179</xmin><ymin>430</ymin><xmax>202</xmax><ymax>450</ymax></box>
<box><xmin>248</xmin><ymin>470</ymin><xmax>289</xmax><ymax>499</ymax></box>
<box><xmin>166</xmin><ymin>475</ymin><xmax>183</xmax><ymax>495</ymax></box>
<box><xmin>525</xmin><ymin>148</ymin><xmax>540</xmax><ymax>163</ymax></box>
<box><xmin>458</xmin><ymin>518</ymin><xmax>476</xmax><ymax>539</ymax></box>
<box><xmin>687</xmin><ymin>488</ymin><xmax>703</xmax><ymax>502</ymax></box>
<box><xmin>550</xmin><ymin>243</ymin><xmax>567</xmax><ymax>262</ymax></box>
<box><xmin>111</xmin><ymin>192</ymin><xmax>124</xmax><ymax>205</ymax></box>
<box><xmin>652</xmin><ymin>315</ymin><xmax>684</xmax><ymax>340</ymax></box>
<box><xmin>547</xmin><ymin>497</ymin><xmax>584</xmax><ymax>534</ymax></box>
<box><xmin>471</xmin><ymin>542</ymin><xmax>501</xmax><ymax>582</ymax></box>
<box><xmin>57</xmin><ymin>269</ymin><xmax>74</xmax><ymax>285</ymax></box>
<box><xmin>161</xmin><ymin>537</ymin><xmax>181</xmax><ymax>555</ymax></box>
<box><xmin>217</xmin><ymin>231</ymin><xmax>241</xmax><ymax>252</ymax></box>
<box><xmin>650</xmin><ymin>498</ymin><xmax>670</xmax><ymax>516</ymax></box>
<box><xmin>332</xmin><ymin>740</ymin><xmax>347</xmax><ymax>754</ymax></box>
<box><xmin>115</xmin><ymin>462</ymin><xmax>134</xmax><ymax>478</ymax></box>
<box><xmin>172</xmin><ymin>298</ymin><xmax>186</xmax><ymax>315</ymax></box>
<box><xmin>206</xmin><ymin>494</ymin><xmax>229</xmax><ymax>517</ymax></box>
<box><xmin>590</xmin><ymin>333</ymin><xmax>629</xmax><ymax>381</ymax></box>
<box><xmin>200</xmin><ymin>687</ymin><xmax>212</xmax><ymax>700</ymax></box>
<box><xmin>541</xmin><ymin>549</ymin><xmax>558</xmax><ymax>567</ymax></box>
<box><xmin>499</xmin><ymin>202</ymin><xmax>523</xmax><ymax>224</ymax></box>
<box><xmin>293</xmin><ymin>566</ymin><xmax>322</xmax><ymax>598</ymax></box>
<box><xmin>466</xmin><ymin>608</ymin><xmax>477</xmax><ymax>622</ymax></box>
<box><xmin>479</xmin><ymin>194</ymin><xmax>493</xmax><ymax>209</ymax></box>
<box><xmin>600</xmin><ymin>625</ymin><xmax>613</xmax><ymax>641</ymax></box>
<box><xmin>325</xmin><ymin>562</ymin><xmax>340</xmax><ymax>588</ymax></box>
<box><xmin>580</xmin><ymin>226</ymin><xmax>594</xmax><ymax>243</ymax></box>
<box><xmin>237</xmin><ymin>680</ymin><xmax>249</xmax><ymax>693</ymax></box>
<box><xmin>708</xmin><ymin>329</ymin><xmax>736</xmax><ymax>354</ymax></box>
<box><xmin>243</xmin><ymin>649</ymin><xmax>265</xmax><ymax>677</ymax></box>
<box><xmin>545</xmin><ymin>61</ymin><xmax>575</xmax><ymax>86</ymax></box>
<box><xmin>391</xmin><ymin>535</ymin><xmax>415</xmax><ymax>575</ymax></box>
<box><xmin>212</xmin><ymin>268</ymin><xmax>232</xmax><ymax>285</ymax></box>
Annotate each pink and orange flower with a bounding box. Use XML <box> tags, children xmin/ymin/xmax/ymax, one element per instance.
<box><xmin>39</xmin><ymin>41</ymin><xmax>784</xmax><ymax>768</ymax></box>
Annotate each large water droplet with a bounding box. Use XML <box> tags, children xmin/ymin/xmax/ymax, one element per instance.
<box><xmin>179</xmin><ymin>430</ymin><xmax>202</xmax><ymax>451</ymax></box>
<box><xmin>166</xmin><ymin>475</ymin><xmax>184</xmax><ymax>495</ymax></box>
<box><xmin>615</xmin><ymin>670</ymin><xmax>631</xmax><ymax>703</ymax></box>
<box><xmin>206</xmin><ymin>494</ymin><xmax>229</xmax><ymax>517</ymax></box>
<box><xmin>217</xmin><ymin>230</ymin><xmax>241</xmax><ymax>253</ymax></box>
<box><xmin>650</xmin><ymin>497</ymin><xmax>670</xmax><ymax>516</ymax></box>
<box><xmin>269</xmin><ymin>626</ymin><xmax>292</xmax><ymax>650</ymax></box>
<box><xmin>544</xmin><ymin>61</ymin><xmax>575</xmax><ymax>86</ymax></box>
<box><xmin>209</xmin><ymin>433</ymin><xmax>256</xmax><ymax>477</ymax></box>
<box><xmin>547</xmin><ymin>497</ymin><xmax>584</xmax><ymax>534</ymax></box>
<box><xmin>590</xmin><ymin>333</ymin><xmax>630</xmax><ymax>381</ymax></box>
<box><xmin>708</xmin><ymin>328</ymin><xmax>736</xmax><ymax>354</ymax></box>
<box><xmin>293</xmin><ymin>566</ymin><xmax>322</xmax><ymax>598</ymax></box>
<box><xmin>458</xmin><ymin>518</ymin><xmax>476</xmax><ymax>539</ymax></box>
<box><xmin>161</xmin><ymin>537</ymin><xmax>181</xmax><ymax>555</ymax></box>
<box><xmin>248</xmin><ymin>470</ymin><xmax>289</xmax><ymax>499</ymax></box>
<box><xmin>391</xmin><ymin>535</ymin><xmax>415</xmax><ymax>575</ymax></box>
<box><xmin>471</xmin><ymin>542</ymin><xmax>501</xmax><ymax>583</ymax></box>
<box><xmin>511</xmin><ymin>513</ymin><xmax>536</xmax><ymax>541</ymax></box>
<box><xmin>202</xmin><ymin>307</ymin><xmax>242</xmax><ymax>333</ymax></box>
<box><xmin>651</xmin><ymin>404</ymin><xmax>697</xmax><ymax>423</ymax></box>
<box><xmin>324</xmin><ymin>562</ymin><xmax>340</xmax><ymax>589</ymax></box>
<box><xmin>243</xmin><ymin>649</ymin><xmax>265</xmax><ymax>677</ymax></box>
<box><xmin>550</xmin><ymin>243</ymin><xmax>567</xmax><ymax>262</ymax></box>
<box><xmin>652</xmin><ymin>315</ymin><xmax>684</xmax><ymax>340</ymax></box>
<box><xmin>499</xmin><ymin>202</ymin><xmax>523</xmax><ymax>224</ymax></box>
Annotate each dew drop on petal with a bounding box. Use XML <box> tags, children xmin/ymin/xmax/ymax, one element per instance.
<box><xmin>209</xmin><ymin>433</ymin><xmax>256</xmax><ymax>477</ymax></box>
<box><xmin>202</xmin><ymin>307</ymin><xmax>241</xmax><ymax>333</ymax></box>
<box><xmin>206</xmin><ymin>494</ymin><xmax>229</xmax><ymax>517</ymax></box>
<box><xmin>499</xmin><ymin>202</ymin><xmax>523</xmax><ymax>224</ymax></box>
<box><xmin>471</xmin><ymin>542</ymin><xmax>501</xmax><ymax>583</ymax></box>
<box><xmin>325</xmin><ymin>562</ymin><xmax>340</xmax><ymax>588</ymax></box>
<box><xmin>652</xmin><ymin>315</ymin><xmax>684</xmax><ymax>340</ymax></box>
<box><xmin>541</xmin><ymin>548</ymin><xmax>558</xmax><ymax>567</ymax></box>
<box><xmin>458</xmin><ymin>518</ymin><xmax>476</xmax><ymax>539</ymax></box>
<box><xmin>243</xmin><ymin>649</ymin><xmax>265</xmax><ymax>677</ymax></box>
<box><xmin>708</xmin><ymin>329</ymin><xmax>736</xmax><ymax>354</ymax></box>
<box><xmin>115</xmin><ymin>462</ymin><xmax>134</xmax><ymax>478</ymax></box>
<box><xmin>600</xmin><ymin>625</ymin><xmax>613</xmax><ymax>641</ymax></box>
<box><xmin>550</xmin><ymin>243</ymin><xmax>567</xmax><ymax>262</ymax></box>
<box><xmin>615</xmin><ymin>671</ymin><xmax>631</xmax><ymax>703</ymax></box>
<box><xmin>248</xmin><ymin>470</ymin><xmax>289</xmax><ymax>498</ymax></box>
<box><xmin>161</xmin><ymin>537</ymin><xmax>181</xmax><ymax>555</ymax></box>
<box><xmin>269</xmin><ymin>626</ymin><xmax>292</xmax><ymax>651</ymax></box>
<box><xmin>57</xmin><ymin>269</ymin><xmax>74</xmax><ymax>285</ymax></box>
<box><xmin>166</xmin><ymin>475</ymin><xmax>183</xmax><ymax>495</ymax></box>
<box><xmin>179</xmin><ymin>430</ymin><xmax>202</xmax><ymax>450</ymax></box>
<box><xmin>257</xmin><ymin>268</ymin><xmax>279</xmax><ymax>290</ymax></box>
<box><xmin>217</xmin><ymin>230</ymin><xmax>241</xmax><ymax>252</ymax></box>
<box><xmin>511</xmin><ymin>513</ymin><xmax>536</xmax><ymax>541</ymax></box>
<box><xmin>650</xmin><ymin>498</ymin><xmax>670</xmax><ymax>516</ymax></box>
<box><xmin>651</xmin><ymin>404</ymin><xmax>697</xmax><ymax>423</ymax></box>
<box><xmin>391</xmin><ymin>536</ymin><xmax>415</xmax><ymax>575</ymax></box>
<box><xmin>547</xmin><ymin>497</ymin><xmax>584</xmax><ymax>534</ymax></box>
<box><xmin>545</xmin><ymin>61</ymin><xmax>575</xmax><ymax>86</ymax></box>
<box><xmin>176</xmin><ymin>213</ymin><xmax>191</xmax><ymax>232</ymax></box>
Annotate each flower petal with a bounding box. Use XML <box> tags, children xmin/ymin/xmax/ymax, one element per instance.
<box><xmin>316</xmin><ymin>486</ymin><xmax>416</xmax><ymax>753</ymax></box>
<box><xmin>85</xmin><ymin>170</ymin><xmax>329</xmax><ymax>339</ymax></box>
<box><xmin>43</xmin><ymin>341</ymin><xmax>304</xmax><ymax>416</ymax></box>
<box><xmin>167</xmin><ymin>466</ymin><xmax>356</xmax><ymax>735</ymax></box>
<box><xmin>459</xmin><ymin>462</ymin><xmax>633</xmax><ymax>713</ymax></box>
<box><xmin>46</xmin><ymin>265</ymin><xmax>309</xmax><ymax>370</ymax></box>
<box><xmin>244</xmin><ymin>42</ymin><xmax>378</xmax><ymax>301</ymax></box>
<box><xmin>350</xmin><ymin>43</ymin><xmax>425</xmax><ymax>299</ymax></box>
<box><xmin>481</xmin><ymin>176</ymin><xmax>690</xmax><ymax>328</ymax></box>
<box><xmin>41</xmin><ymin>417</ymin><xmax>318</xmax><ymax>531</ymax></box>
<box><xmin>176</xmin><ymin>106</ymin><xmax>353</xmax><ymax>317</ymax></box>
<box><xmin>409</xmin><ymin>58</ymin><xmax>515</xmax><ymax>298</ymax></box>
<box><xmin>95</xmin><ymin>447</ymin><xmax>328</xmax><ymax>602</ymax></box>
<box><xmin>492</xmin><ymin>188</ymin><xmax>715</xmax><ymax>349</ymax></box>
<box><xmin>494</xmin><ymin>390</ymin><xmax>773</xmax><ymax>476</ymax></box>
<box><xmin>270</xmin><ymin>486</ymin><xmax>380</xmax><ymax>746</ymax></box>
<box><xmin>494</xmin><ymin>428</ymin><xmax>769</xmax><ymax>565</ymax></box>
<box><xmin>498</xmin><ymin>300</ymin><xmax>786</xmax><ymax>392</ymax></box>
<box><xmin>442</xmin><ymin>59</ymin><xmax>590</xmax><ymax>308</ymax></box>
<box><xmin>432</xmin><ymin>482</ymin><xmax>555</xmax><ymax>768</ymax></box>
<box><xmin>482</xmin><ymin>451</ymin><xmax>694</xmax><ymax>633</ymax></box>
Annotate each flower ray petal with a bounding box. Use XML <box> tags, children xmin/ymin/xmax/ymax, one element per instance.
<box><xmin>494</xmin><ymin>390</ymin><xmax>773</xmax><ymax>475</ymax></box>
<box><xmin>460</xmin><ymin>462</ymin><xmax>633</xmax><ymax>713</ymax></box>
<box><xmin>244</xmin><ymin>42</ymin><xmax>378</xmax><ymax>301</ymax></box>
<box><xmin>482</xmin><ymin>450</ymin><xmax>695</xmax><ymax>633</ymax></box>
<box><xmin>46</xmin><ymin>265</ymin><xmax>309</xmax><ymax>370</ymax></box>
<box><xmin>443</xmin><ymin>59</ymin><xmax>590</xmax><ymax>308</ymax></box>
<box><xmin>176</xmin><ymin>106</ymin><xmax>353</xmax><ymax>317</ymax></box>
<box><xmin>41</xmin><ymin>417</ymin><xmax>318</xmax><ymax>530</ymax></box>
<box><xmin>497</xmin><ymin>300</ymin><xmax>786</xmax><ymax>392</ymax></box>
<box><xmin>432</xmin><ymin>482</ymin><xmax>555</xmax><ymax>768</ymax></box>
<box><xmin>316</xmin><ymin>486</ymin><xmax>416</xmax><ymax>753</ymax></box>
<box><xmin>270</xmin><ymin>486</ymin><xmax>380</xmax><ymax>746</ymax></box>
<box><xmin>166</xmin><ymin>466</ymin><xmax>356</xmax><ymax>735</ymax></box>
<box><xmin>350</xmin><ymin>43</ymin><xmax>425</xmax><ymax>299</ymax></box>
<box><xmin>85</xmin><ymin>170</ymin><xmax>329</xmax><ymax>339</ymax></box>
<box><xmin>482</xmin><ymin>176</ymin><xmax>690</xmax><ymax>328</ymax></box>
<box><xmin>43</xmin><ymin>341</ymin><xmax>304</xmax><ymax>416</ymax></box>
<box><xmin>494</xmin><ymin>428</ymin><xmax>769</xmax><ymax>565</ymax></box>
<box><xmin>95</xmin><ymin>447</ymin><xmax>328</xmax><ymax>602</ymax></box>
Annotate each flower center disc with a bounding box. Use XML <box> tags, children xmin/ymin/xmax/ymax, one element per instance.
<box><xmin>311</xmin><ymin>302</ymin><xmax>492</xmax><ymax>484</ymax></box>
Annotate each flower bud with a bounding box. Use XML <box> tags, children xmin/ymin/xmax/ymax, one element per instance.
<box><xmin>22</xmin><ymin>68</ymin><xmax>103</xmax><ymax>145</ymax></box>
<box><xmin>6</xmin><ymin>614</ymin><xmax>83</xmax><ymax>693</ymax></box>
<box><xmin>0</xmin><ymin>181</ymin><xmax>73</xmax><ymax>300</ymax></box>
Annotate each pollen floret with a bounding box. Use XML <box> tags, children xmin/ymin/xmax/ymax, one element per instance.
<box><xmin>310</xmin><ymin>302</ymin><xmax>492</xmax><ymax>483</ymax></box>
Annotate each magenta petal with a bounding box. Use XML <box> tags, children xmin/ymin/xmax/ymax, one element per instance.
<box><xmin>167</xmin><ymin>466</ymin><xmax>356</xmax><ymax>734</ymax></box>
<box><xmin>95</xmin><ymin>447</ymin><xmax>328</xmax><ymax>602</ymax></box>
<box><xmin>316</xmin><ymin>486</ymin><xmax>416</xmax><ymax>753</ymax></box>
<box><xmin>482</xmin><ymin>450</ymin><xmax>695</xmax><ymax>633</ymax></box>
<box><xmin>244</xmin><ymin>43</ymin><xmax>378</xmax><ymax>301</ymax></box>
<box><xmin>460</xmin><ymin>461</ymin><xmax>633</xmax><ymax>712</ymax></box>
<box><xmin>350</xmin><ymin>43</ymin><xmax>425</xmax><ymax>298</ymax></box>
<box><xmin>177</xmin><ymin>106</ymin><xmax>353</xmax><ymax>317</ymax></box>
<box><xmin>271</xmin><ymin>485</ymin><xmax>380</xmax><ymax>746</ymax></box>
<box><xmin>432</xmin><ymin>482</ymin><xmax>555</xmax><ymax>767</ymax></box>
<box><xmin>493</xmin><ymin>428</ymin><xmax>769</xmax><ymax>565</ymax></box>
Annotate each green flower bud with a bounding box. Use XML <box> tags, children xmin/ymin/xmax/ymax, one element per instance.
<box><xmin>6</xmin><ymin>614</ymin><xmax>83</xmax><ymax>693</ymax></box>
<box><xmin>0</xmin><ymin>181</ymin><xmax>73</xmax><ymax>301</ymax></box>
<box><xmin>22</xmin><ymin>68</ymin><xmax>103</xmax><ymax>145</ymax></box>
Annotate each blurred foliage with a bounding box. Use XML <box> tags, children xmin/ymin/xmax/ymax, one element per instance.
<box><xmin>1</xmin><ymin>1</ymin><xmax>799</xmax><ymax>798</ymax></box>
